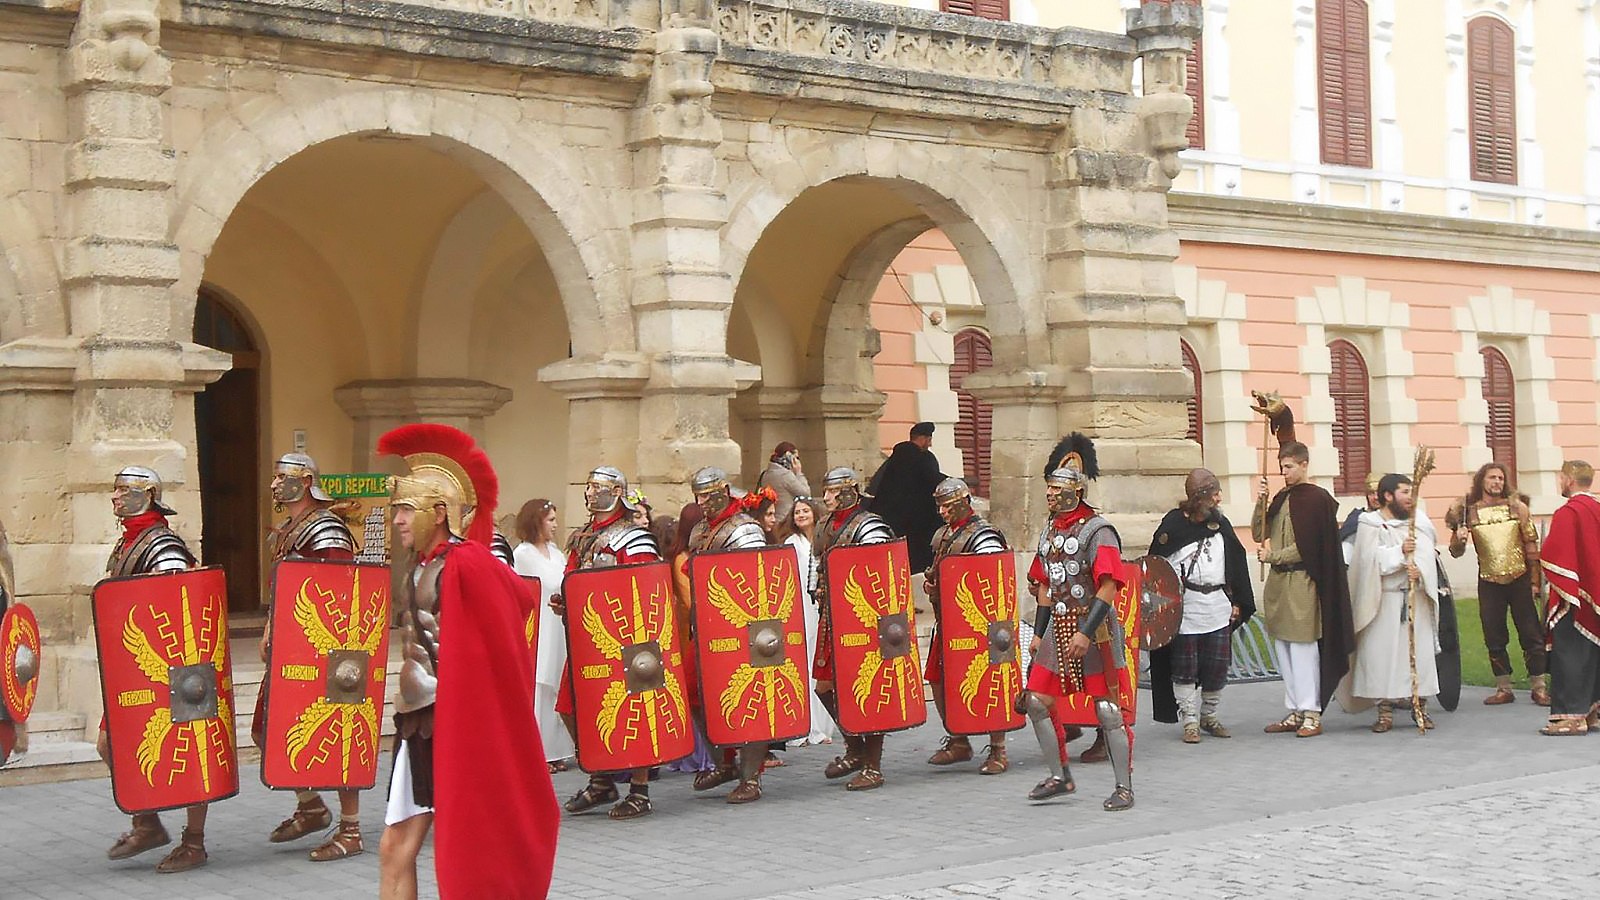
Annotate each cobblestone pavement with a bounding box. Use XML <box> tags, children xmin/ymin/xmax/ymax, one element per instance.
<box><xmin>3</xmin><ymin>682</ymin><xmax>1596</xmax><ymax>899</ymax></box>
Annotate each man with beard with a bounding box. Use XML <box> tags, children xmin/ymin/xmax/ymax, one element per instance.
<box><xmin>1250</xmin><ymin>397</ymin><xmax>1355</xmax><ymax>738</ymax></box>
<box><xmin>1538</xmin><ymin>460</ymin><xmax>1600</xmax><ymax>735</ymax></box>
<box><xmin>1445</xmin><ymin>462</ymin><xmax>1547</xmax><ymax>706</ymax></box>
<box><xmin>681</xmin><ymin>467</ymin><xmax>773</xmax><ymax>803</ymax></box>
<box><xmin>1148</xmin><ymin>469</ymin><xmax>1256</xmax><ymax>743</ymax></box>
<box><xmin>553</xmin><ymin>466</ymin><xmax>663</xmax><ymax>819</ymax></box>
<box><xmin>922</xmin><ymin>477</ymin><xmax>1011</xmax><ymax>774</ymax></box>
<box><xmin>867</xmin><ymin>422</ymin><xmax>944</xmax><ymax>572</ymax></box>
<box><xmin>254</xmin><ymin>453</ymin><xmax>364</xmax><ymax>861</ymax></box>
<box><xmin>813</xmin><ymin>466</ymin><xmax>896</xmax><ymax>791</ymax></box>
<box><xmin>1344</xmin><ymin>474</ymin><xmax>1441</xmax><ymax>732</ymax></box>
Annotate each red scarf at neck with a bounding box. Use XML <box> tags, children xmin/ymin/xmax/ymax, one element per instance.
<box><xmin>118</xmin><ymin>511</ymin><xmax>169</xmax><ymax>552</ymax></box>
<box><xmin>1050</xmin><ymin>504</ymin><xmax>1095</xmax><ymax>531</ymax></box>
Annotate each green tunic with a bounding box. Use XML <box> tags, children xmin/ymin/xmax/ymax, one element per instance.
<box><xmin>1263</xmin><ymin>506</ymin><xmax>1321</xmax><ymax>642</ymax></box>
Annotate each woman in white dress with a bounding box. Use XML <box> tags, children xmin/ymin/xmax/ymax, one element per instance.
<box><xmin>511</xmin><ymin>498</ymin><xmax>575</xmax><ymax>770</ymax></box>
<box><xmin>781</xmin><ymin>498</ymin><xmax>835</xmax><ymax>747</ymax></box>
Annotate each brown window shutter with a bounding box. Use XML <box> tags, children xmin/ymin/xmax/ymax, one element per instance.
<box><xmin>941</xmin><ymin>0</ymin><xmax>1008</xmax><ymax>20</ymax></box>
<box><xmin>1185</xmin><ymin>34</ymin><xmax>1205</xmax><ymax>150</ymax></box>
<box><xmin>1328</xmin><ymin>339</ymin><xmax>1372</xmax><ymax>495</ymax></box>
<box><xmin>1318</xmin><ymin>0</ymin><xmax>1372</xmax><ymax>167</ymax></box>
<box><xmin>1468</xmin><ymin>18</ymin><xmax>1517</xmax><ymax>184</ymax></box>
<box><xmin>1481</xmin><ymin>346</ymin><xmax>1517</xmax><ymax>478</ymax></box>
<box><xmin>951</xmin><ymin>329</ymin><xmax>995</xmax><ymax>497</ymax></box>
<box><xmin>1180</xmin><ymin>340</ymin><xmax>1203</xmax><ymax>449</ymax></box>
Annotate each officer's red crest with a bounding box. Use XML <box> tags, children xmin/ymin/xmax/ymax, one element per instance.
<box><xmin>93</xmin><ymin>568</ymin><xmax>239</xmax><ymax>814</ymax></box>
<box><xmin>563</xmin><ymin>561</ymin><xmax>694</xmax><ymax>771</ymax></box>
<box><xmin>826</xmin><ymin>539</ymin><xmax>927</xmax><ymax>734</ymax></box>
<box><xmin>691</xmin><ymin>545</ymin><xmax>810</xmax><ymax>746</ymax></box>
<box><xmin>261</xmin><ymin>560</ymin><xmax>392</xmax><ymax>791</ymax></box>
<box><xmin>1</xmin><ymin>601</ymin><xmax>41</xmax><ymax>723</ymax></box>
<box><xmin>935</xmin><ymin>552</ymin><xmax>1023</xmax><ymax>735</ymax></box>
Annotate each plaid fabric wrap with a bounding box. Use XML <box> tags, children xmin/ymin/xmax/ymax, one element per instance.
<box><xmin>1168</xmin><ymin>626</ymin><xmax>1232</xmax><ymax>692</ymax></box>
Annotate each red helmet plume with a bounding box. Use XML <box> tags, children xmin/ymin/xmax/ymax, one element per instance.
<box><xmin>377</xmin><ymin>423</ymin><xmax>500</xmax><ymax>546</ymax></box>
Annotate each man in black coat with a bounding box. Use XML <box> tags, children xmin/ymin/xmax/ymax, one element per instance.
<box><xmin>867</xmin><ymin>422</ymin><xmax>945</xmax><ymax>571</ymax></box>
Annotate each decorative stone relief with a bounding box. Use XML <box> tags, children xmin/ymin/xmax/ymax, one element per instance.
<box><xmin>406</xmin><ymin>0</ymin><xmax>612</xmax><ymax>27</ymax></box>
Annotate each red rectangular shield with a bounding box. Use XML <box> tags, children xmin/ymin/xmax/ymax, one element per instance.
<box><xmin>690</xmin><ymin>545</ymin><xmax>810</xmax><ymax>746</ymax></box>
<box><xmin>563</xmin><ymin>561</ymin><xmax>694</xmax><ymax>772</ymax></box>
<box><xmin>260</xmin><ymin>559</ymin><xmax>392</xmax><ymax>791</ymax></box>
<box><xmin>1054</xmin><ymin>561</ymin><xmax>1143</xmax><ymax>727</ymax></box>
<box><xmin>826</xmin><ymin>539</ymin><xmax>927</xmax><ymax>735</ymax></box>
<box><xmin>935</xmin><ymin>552</ymin><xmax>1023</xmax><ymax>736</ymax></box>
<box><xmin>93</xmin><ymin>568</ymin><xmax>239</xmax><ymax>814</ymax></box>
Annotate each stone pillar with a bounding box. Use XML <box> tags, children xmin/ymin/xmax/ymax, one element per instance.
<box><xmin>333</xmin><ymin>378</ymin><xmax>513</xmax><ymax>471</ymax></box>
<box><xmin>1030</xmin><ymin>1</ymin><xmax>1202</xmax><ymax>549</ymax></box>
<box><xmin>627</xmin><ymin>3</ymin><xmax>758</xmax><ymax>493</ymax></box>
<box><xmin>538</xmin><ymin>354</ymin><xmax>651</xmax><ymax>515</ymax></box>
<box><xmin>806</xmin><ymin>385</ymin><xmax>886</xmax><ymax>480</ymax></box>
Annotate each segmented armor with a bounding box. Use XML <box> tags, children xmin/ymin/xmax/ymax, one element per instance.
<box><xmin>395</xmin><ymin>542</ymin><xmax>454</xmax><ymax>715</ymax></box>
<box><xmin>688</xmin><ymin>511</ymin><xmax>768</xmax><ymax>554</ymax></box>
<box><xmin>491</xmin><ymin>531</ymin><xmax>515</xmax><ymax>568</ymax></box>
<box><xmin>926</xmin><ymin>516</ymin><xmax>1006</xmax><ymax>592</ymax></box>
<box><xmin>270</xmin><ymin>507</ymin><xmax>356</xmax><ymax>564</ymax></box>
<box><xmin>107</xmin><ymin>527</ymin><xmax>195</xmax><ymax>577</ymax></box>
<box><xmin>567</xmin><ymin>515</ymin><xmax>660</xmax><ymax>570</ymax></box>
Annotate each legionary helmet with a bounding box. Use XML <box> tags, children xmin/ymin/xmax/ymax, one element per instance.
<box><xmin>378</xmin><ymin>424</ymin><xmax>499</xmax><ymax>545</ymax></box>
<box><xmin>821</xmin><ymin>466</ymin><xmax>865</xmax><ymax>511</ymax></box>
<box><xmin>1044</xmin><ymin>433</ymin><xmax>1099</xmax><ymax>513</ymax></box>
<box><xmin>112</xmin><ymin>466</ymin><xmax>177</xmax><ymax>517</ymax></box>
<box><xmin>272</xmin><ymin>452</ymin><xmax>334</xmax><ymax>504</ymax></box>
<box><xmin>690</xmin><ymin>466</ymin><xmax>734</xmax><ymax>518</ymax></box>
<box><xmin>584</xmin><ymin>466</ymin><xmax>627</xmax><ymax>514</ymax></box>
<box><xmin>933</xmin><ymin>476</ymin><xmax>974</xmax><ymax>522</ymax></box>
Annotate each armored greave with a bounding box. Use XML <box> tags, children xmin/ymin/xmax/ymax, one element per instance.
<box><xmin>1026</xmin><ymin>697</ymin><xmax>1062</xmax><ymax>780</ymax></box>
<box><xmin>1094</xmin><ymin>701</ymin><xmax>1132</xmax><ymax>793</ymax></box>
<box><xmin>1200</xmin><ymin>690</ymin><xmax>1222</xmax><ymax>720</ymax></box>
<box><xmin>1173</xmin><ymin>682</ymin><xmax>1200</xmax><ymax>726</ymax></box>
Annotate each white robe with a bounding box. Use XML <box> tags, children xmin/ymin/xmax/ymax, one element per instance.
<box><xmin>785</xmin><ymin>533</ymin><xmax>836</xmax><ymax>745</ymax></box>
<box><xmin>513</xmin><ymin>540</ymin><xmax>575</xmax><ymax>761</ymax></box>
<box><xmin>1343</xmin><ymin>510</ymin><xmax>1441</xmax><ymax>706</ymax></box>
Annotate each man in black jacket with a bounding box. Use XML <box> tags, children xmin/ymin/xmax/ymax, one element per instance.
<box><xmin>868</xmin><ymin>422</ymin><xmax>945</xmax><ymax>571</ymax></box>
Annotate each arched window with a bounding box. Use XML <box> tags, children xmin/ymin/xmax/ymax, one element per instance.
<box><xmin>1467</xmin><ymin>16</ymin><xmax>1517</xmax><ymax>185</ymax></box>
<box><xmin>940</xmin><ymin>0</ymin><xmax>1009</xmax><ymax>21</ymax></box>
<box><xmin>1317</xmin><ymin>0</ymin><xmax>1372</xmax><ymax>167</ymax></box>
<box><xmin>1481</xmin><ymin>345</ymin><xmax>1517</xmax><ymax>478</ymax></box>
<box><xmin>951</xmin><ymin>329</ymin><xmax>994</xmax><ymax>498</ymax></box>
<box><xmin>1180</xmin><ymin>339</ymin><xmax>1203</xmax><ymax>449</ymax></box>
<box><xmin>1328</xmin><ymin>339</ymin><xmax>1371</xmax><ymax>495</ymax></box>
<box><xmin>1186</xmin><ymin>33</ymin><xmax>1205</xmax><ymax>150</ymax></box>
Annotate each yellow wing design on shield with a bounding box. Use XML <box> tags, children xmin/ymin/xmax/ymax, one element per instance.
<box><xmin>287</xmin><ymin>699</ymin><xmax>340</xmax><ymax>767</ymax></box>
<box><xmin>136</xmin><ymin>708</ymin><xmax>174</xmax><ymax>782</ymax></box>
<box><xmin>852</xmin><ymin>650</ymin><xmax>883</xmax><ymax>707</ymax></box>
<box><xmin>596</xmin><ymin>682</ymin><xmax>628</xmax><ymax>750</ymax></box>
<box><xmin>704</xmin><ymin>571</ymin><xmax>755</xmax><ymax>629</ymax></box>
<box><xmin>773</xmin><ymin>565</ymin><xmax>797</xmax><ymax>623</ymax></box>
<box><xmin>958</xmin><ymin>654</ymin><xmax>987</xmax><ymax>711</ymax></box>
<box><xmin>843</xmin><ymin>570</ymin><xmax>879</xmax><ymax>629</ymax></box>
<box><xmin>294</xmin><ymin>582</ymin><xmax>344</xmax><ymax>655</ymax></box>
<box><xmin>719</xmin><ymin>663</ymin><xmax>758</xmax><ymax>721</ymax></box>
<box><xmin>580</xmin><ymin>600</ymin><xmax>625</xmax><ymax>660</ymax></box>
<box><xmin>953</xmin><ymin>573</ymin><xmax>988</xmax><ymax>635</ymax></box>
<box><xmin>122</xmin><ymin>614</ymin><xmax>171</xmax><ymax>686</ymax></box>
<box><xmin>662</xmin><ymin>669</ymin><xmax>688</xmax><ymax>728</ymax></box>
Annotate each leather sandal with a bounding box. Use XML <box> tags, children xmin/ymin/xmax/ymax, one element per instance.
<box><xmin>1372</xmin><ymin>702</ymin><xmax>1394</xmax><ymax>733</ymax></box>
<box><xmin>1027</xmin><ymin>775</ymin><xmax>1075</xmax><ymax>801</ymax></box>
<box><xmin>1264</xmin><ymin>713</ymin><xmax>1303</xmax><ymax>734</ymax></box>
<box><xmin>108</xmin><ymin>815</ymin><xmax>170</xmax><ymax>860</ymax></box>
<box><xmin>726</xmin><ymin>779</ymin><xmax>762</xmax><ymax>804</ymax></box>
<box><xmin>1079</xmin><ymin>731</ymin><xmax>1109</xmax><ymax>763</ymax></box>
<box><xmin>845</xmin><ymin>766</ymin><xmax>884</xmax><ymax>791</ymax></box>
<box><xmin>1102</xmin><ymin>786</ymin><xmax>1135</xmax><ymax>812</ymax></box>
<box><xmin>926</xmin><ymin>736</ymin><xmax>972</xmax><ymax>766</ymax></box>
<box><xmin>977</xmin><ymin>745</ymin><xmax>1008</xmax><ymax>775</ymax></box>
<box><xmin>1483</xmin><ymin>687</ymin><xmax>1515</xmax><ymax>705</ymax></box>
<box><xmin>1540</xmin><ymin>716</ymin><xmax>1589</xmax><ymax>736</ymax></box>
<box><xmin>693</xmin><ymin>764</ymin><xmax>739</xmax><ymax>792</ymax></box>
<box><xmin>270</xmin><ymin>798</ymin><xmax>332</xmax><ymax>843</ymax></box>
<box><xmin>1530</xmin><ymin>685</ymin><xmax>1551</xmax><ymax>707</ymax></box>
<box><xmin>1296</xmin><ymin>713</ymin><xmax>1323</xmax><ymax>738</ymax></box>
<box><xmin>308</xmin><ymin>821</ymin><xmax>364</xmax><ymax>862</ymax></box>
<box><xmin>607</xmin><ymin>792</ymin><xmax>653</xmax><ymax>820</ymax></box>
<box><xmin>155</xmin><ymin>829</ymin><xmax>207</xmax><ymax>874</ymax></box>
<box><xmin>1181</xmin><ymin>724</ymin><xmax>1201</xmax><ymax>744</ymax></box>
<box><xmin>1199</xmin><ymin>716</ymin><xmax>1231</xmax><ymax>738</ymax></box>
<box><xmin>824</xmin><ymin>754</ymin><xmax>864</xmax><ymax>779</ymax></box>
<box><xmin>564</xmin><ymin>780</ymin><xmax>619</xmax><ymax>813</ymax></box>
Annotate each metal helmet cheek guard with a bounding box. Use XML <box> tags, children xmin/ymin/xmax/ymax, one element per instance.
<box><xmin>933</xmin><ymin>476</ymin><xmax>973</xmax><ymax>521</ymax></box>
<box><xmin>822</xmin><ymin>466</ymin><xmax>863</xmax><ymax>510</ymax></box>
<box><xmin>113</xmin><ymin>466</ymin><xmax>177</xmax><ymax>517</ymax></box>
<box><xmin>585</xmin><ymin>466</ymin><xmax>627</xmax><ymax>514</ymax></box>
<box><xmin>272</xmin><ymin>452</ymin><xmax>334</xmax><ymax>504</ymax></box>
<box><xmin>690</xmin><ymin>466</ymin><xmax>733</xmax><ymax>518</ymax></box>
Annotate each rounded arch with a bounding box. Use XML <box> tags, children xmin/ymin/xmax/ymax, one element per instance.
<box><xmin>169</xmin><ymin>88</ymin><xmax>631</xmax><ymax>358</ymax></box>
<box><xmin>1479</xmin><ymin>344</ymin><xmax>1517</xmax><ymax>478</ymax></box>
<box><xmin>1179</xmin><ymin>337</ymin><xmax>1202</xmax><ymax>449</ymax></box>
<box><xmin>0</xmin><ymin>192</ymin><xmax>65</xmax><ymax>341</ymax></box>
<box><xmin>1327</xmin><ymin>338</ymin><xmax>1371</xmax><ymax>496</ymax></box>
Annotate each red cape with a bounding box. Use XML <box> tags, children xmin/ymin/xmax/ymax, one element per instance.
<box><xmin>1542</xmin><ymin>493</ymin><xmax>1600</xmax><ymax>647</ymax></box>
<box><xmin>435</xmin><ymin>540</ymin><xmax>559</xmax><ymax>899</ymax></box>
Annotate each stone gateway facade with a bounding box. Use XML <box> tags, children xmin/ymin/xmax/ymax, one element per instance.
<box><xmin>0</xmin><ymin>0</ymin><xmax>1200</xmax><ymax>731</ymax></box>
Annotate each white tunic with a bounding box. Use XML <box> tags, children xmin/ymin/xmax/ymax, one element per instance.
<box><xmin>785</xmin><ymin>532</ymin><xmax>835</xmax><ymax>745</ymax></box>
<box><xmin>1168</xmin><ymin>533</ymin><xmax>1231</xmax><ymax>634</ymax></box>
<box><xmin>513</xmin><ymin>540</ymin><xmax>575</xmax><ymax>761</ymax></box>
<box><xmin>1348</xmin><ymin>511</ymin><xmax>1440</xmax><ymax>701</ymax></box>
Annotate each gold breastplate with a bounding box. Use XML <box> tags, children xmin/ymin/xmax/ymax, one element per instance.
<box><xmin>1470</xmin><ymin>504</ymin><xmax>1527</xmax><ymax>584</ymax></box>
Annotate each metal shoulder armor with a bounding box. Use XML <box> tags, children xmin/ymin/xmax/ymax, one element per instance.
<box><xmin>724</xmin><ymin>521</ymin><xmax>769</xmax><ymax>551</ymax></box>
<box><xmin>295</xmin><ymin>511</ymin><xmax>357</xmax><ymax>556</ymax></box>
<box><xmin>855</xmin><ymin>515</ymin><xmax>895</xmax><ymax>546</ymax></box>
<box><xmin>490</xmin><ymin>531</ymin><xmax>514</xmax><ymax>567</ymax></box>
<box><xmin>608</xmin><ymin>525</ymin><xmax>661</xmax><ymax>562</ymax></box>
<box><xmin>968</xmin><ymin>524</ymin><xmax>1007</xmax><ymax>555</ymax></box>
<box><xmin>140</xmin><ymin>529</ymin><xmax>196</xmax><ymax>575</ymax></box>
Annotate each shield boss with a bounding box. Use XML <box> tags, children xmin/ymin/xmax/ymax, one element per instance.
<box><xmin>623</xmin><ymin>641</ymin><xmax>666</xmax><ymax>694</ymax></box>
<box><xmin>168</xmin><ymin>663</ymin><xmax>218</xmax><ymax>724</ymax></box>
<box><xmin>987</xmin><ymin>620</ymin><xmax>1016</xmax><ymax>664</ymax></box>
<box><xmin>13</xmin><ymin>645</ymin><xmax>38</xmax><ymax>685</ymax></box>
<box><xmin>878</xmin><ymin>613</ymin><xmax>911</xmax><ymax>660</ymax></box>
<box><xmin>326</xmin><ymin>649</ymin><xmax>371</xmax><ymax>705</ymax></box>
<box><xmin>748</xmin><ymin>619</ymin><xmax>785</xmax><ymax>669</ymax></box>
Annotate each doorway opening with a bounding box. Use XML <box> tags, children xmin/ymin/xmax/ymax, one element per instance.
<box><xmin>193</xmin><ymin>286</ymin><xmax>262</xmax><ymax>615</ymax></box>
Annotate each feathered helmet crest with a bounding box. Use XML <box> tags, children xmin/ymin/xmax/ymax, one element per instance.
<box><xmin>378</xmin><ymin>423</ymin><xmax>499</xmax><ymax>546</ymax></box>
<box><xmin>1044</xmin><ymin>432</ymin><xmax>1099</xmax><ymax>486</ymax></box>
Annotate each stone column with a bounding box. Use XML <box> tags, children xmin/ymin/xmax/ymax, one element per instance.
<box><xmin>538</xmin><ymin>354</ymin><xmax>651</xmax><ymax>515</ymax></box>
<box><xmin>333</xmin><ymin>378</ymin><xmax>513</xmax><ymax>471</ymax></box>
<box><xmin>627</xmin><ymin>3</ymin><xmax>759</xmax><ymax>494</ymax></box>
<box><xmin>1030</xmin><ymin>1</ymin><xmax>1202</xmax><ymax>550</ymax></box>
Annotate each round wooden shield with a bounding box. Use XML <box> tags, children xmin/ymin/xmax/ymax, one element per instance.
<box><xmin>1</xmin><ymin>602</ymin><xmax>41</xmax><ymax>723</ymax></box>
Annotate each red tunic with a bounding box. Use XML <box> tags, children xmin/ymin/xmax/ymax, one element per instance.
<box><xmin>1543</xmin><ymin>492</ymin><xmax>1600</xmax><ymax>646</ymax></box>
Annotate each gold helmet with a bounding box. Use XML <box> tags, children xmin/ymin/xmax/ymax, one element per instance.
<box><xmin>378</xmin><ymin>424</ymin><xmax>499</xmax><ymax>545</ymax></box>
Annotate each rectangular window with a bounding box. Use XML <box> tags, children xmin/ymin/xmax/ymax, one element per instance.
<box><xmin>1468</xmin><ymin>18</ymin><xmax>1517</xmax><ymax>185</ymax></box>
<box><xmin>1317</xmin><ymin>0</ymin><xmax>1373</xmax><ymax>168</ymax></box>
<box><xmin>1186</xmin><ymin>34</ymin><xmax>1205</xmax><ymax>150</ymax></box>
<box><xmin>940</xmin><ymin>0</ymin><xmax>1010</xmax><ymax>20</ymax></box>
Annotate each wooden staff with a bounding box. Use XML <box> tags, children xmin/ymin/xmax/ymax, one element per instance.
<box><xmin>1405</xmin><ymin>445</ymin><xmax>1437</xmax><ymax>735</ymax></box>
<box><xmin>1258</xmin><ymin>412</ymin><xmax>1271</xmax><ymax>578</ymax></box>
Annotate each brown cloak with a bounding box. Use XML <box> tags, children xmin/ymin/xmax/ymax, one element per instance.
<box><xmin>1267</xmin><ymin>482</ymin><xmax>1356</xmax><ymax>710</ymax></box>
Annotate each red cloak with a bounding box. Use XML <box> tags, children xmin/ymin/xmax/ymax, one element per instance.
<box><xmin>1542</xmin><ymin>493</ymin><xmax>1600</xmax><ymax>647</ymax></box>
<box><xmin>434</xmin><ymin>539</ymin><xmax>560</xmax><ymax>899</ymax></box>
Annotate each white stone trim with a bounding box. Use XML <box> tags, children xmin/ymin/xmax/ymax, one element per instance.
<box><xmin>1203</xmin><ymin>0</ymin><xmax>1242</xmax><ymax>195</ymax></box>
<box><xmin>1371</xmin><ymin>0</ymin><xmax>1404</xmax><ymax>210</ymax></box>
<box><xmin>1290</xmin><ymin>2</ymin><xmax>1322</xmax><ymax>203</ymax></box>
<box><xmin>1296</xmin><ymin>276</ymin><xmax>1416</xmax><ymax>498</ymax></box>
<box><xmin>1451</xmin><ymin>286</ymin><xmax>1562</xmax><ymax>512</ymax></box>
<box><xmin>1585</xmin><ymin>1</ymin><xmax>1600</xmax><ymax>228</ymax></box>
<box><xmin>1173</xmin><ymin>264</ymin><xmax>1256</xmax><ymax>524</ymax></box>
<box><xmin>1514</xmin><ymin>2</ymin><xmax>1544</xmax><ymax>224</ymax></box>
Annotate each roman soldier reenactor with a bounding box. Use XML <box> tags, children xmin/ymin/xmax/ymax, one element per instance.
<box><xmin>254</xmin><ymin>453</ymin><xmax>364</xmax><ymax>861</ymax></box>
<box><xmin>1018</xmin><ymin>435</ymin><xmax>1135</xmax><ymax>811</ymax></box>
<box><xmin>682</xmin><ymin>466</ymin><xmax>774</xmax><ymax>802</ymax></box>
<box><xmin>813</xmin><ymin>466</ymin><xmax>896</xmax><ymax>791</ymax></box>
<box><xmin>377</xmin><ymin>424</ymin><xmax>556</xmax><ymax>899</ymax></box>
<box><xmin>555</xmin><ymin>465</ymin><xmax>663</xmax><ymax>820</ymax></box>
<box><xmin>1445</xmin><ymin>462</ymin><xmax>1548</xmax><ymax>706</ymax></box>
<box><xmin>97</xmin><ymin>467</ymin><xmax>206</xmax><ymax>872</ymax></box>
<box><xmin>923</xmin><ymin>477</ymin><xmax>1011</xmax><ymax>774</ymax></box>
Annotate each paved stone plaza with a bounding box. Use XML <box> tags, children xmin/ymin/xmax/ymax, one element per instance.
<box><xmin>3</xmin><ymin>681</ymin><xmax>1595</xmax><ymax>899</ymax></box>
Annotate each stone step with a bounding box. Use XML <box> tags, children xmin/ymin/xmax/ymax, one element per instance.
<box><xmin>18</xmin><ymin>710</ymin><xmax>87</xmax><ymax>745</ymax></box>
